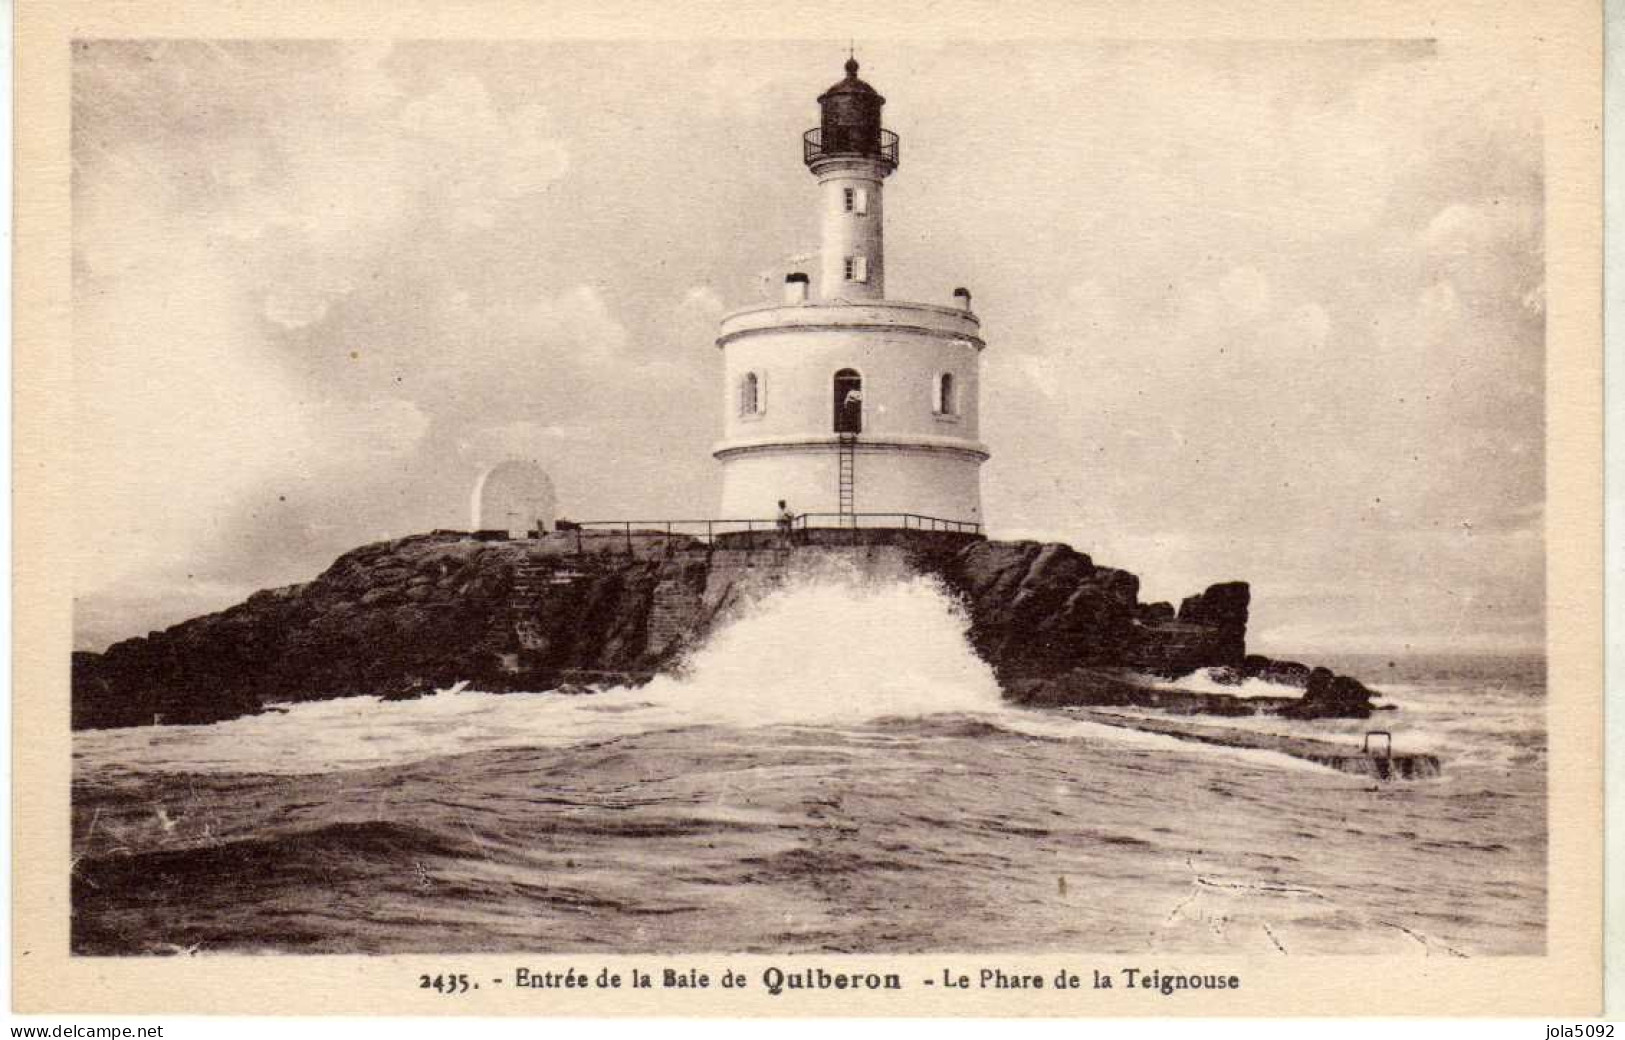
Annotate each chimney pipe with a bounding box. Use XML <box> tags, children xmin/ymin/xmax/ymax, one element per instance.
<box><xmin>785</xmin><ymin>272</ymin><xmax>810</xmax><ymax>304</ymax></box>
<box><xmin>952</xmin><ymin>286</ymin><xmax>972</xmax><ymax>311</ymax></box>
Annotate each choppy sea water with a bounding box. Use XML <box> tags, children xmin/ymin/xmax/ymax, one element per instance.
<box><xmin>71</xmin><ymin>574</ymin><xmax>1545</xmax><ymax>956</ymax></box>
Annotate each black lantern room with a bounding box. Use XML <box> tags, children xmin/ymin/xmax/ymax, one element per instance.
<box><xmin>804</xmin><ymin>58</ymin><xmax>900</xmax><ymax>168</ymax></box>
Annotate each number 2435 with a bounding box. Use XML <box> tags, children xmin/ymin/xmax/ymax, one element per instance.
<box><xmin>420</xmin><ymin>973</ymin><xmax>473</xmax><ymax>994</ymax></box>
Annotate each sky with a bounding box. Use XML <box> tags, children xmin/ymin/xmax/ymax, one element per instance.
<box><xmin>71</xmin><ymin>38</ymin><xmax>1544</xmax><ymax>656</ymax></box>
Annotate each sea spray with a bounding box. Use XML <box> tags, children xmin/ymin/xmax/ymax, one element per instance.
<box><xmin>649</xmin><ymin>561</ymin><xmax>1005</xmax><ymax>726</ymax></box>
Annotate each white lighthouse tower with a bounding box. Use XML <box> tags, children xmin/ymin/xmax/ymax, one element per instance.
<box><xmin>713</xmin><ymin>57</ymin><xmax>989</xmax><ymax>529</ymax></box>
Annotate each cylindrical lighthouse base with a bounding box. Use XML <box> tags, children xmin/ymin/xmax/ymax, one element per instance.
<box><xmin>715</xmin><ymin>439</ymin><xmax>985</xmax><ymax>526</ymax></box>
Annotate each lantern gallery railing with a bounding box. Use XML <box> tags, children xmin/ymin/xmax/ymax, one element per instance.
<box><xmin>803</xmin><ymin>127</ymin><xmax>900</xmax><ymax>166</ymax></box>
<box><xmin>559</xmin><ymin>513</ymin><xmax>981</xmax><ymax>554</ymax></box>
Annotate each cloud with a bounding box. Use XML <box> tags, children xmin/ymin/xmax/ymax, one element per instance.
<box><xmin>678</xmin><ymin>285</ymin><xmax>725</xmax><ymax>319</ymax></box>
<box><xmin>542</xmin><ymin>286</ymin><xmax>632</xmax><ymax>367</ymax></box>
<box><xmin>399</xmin><ymin>75</ymin><xmax>570</xmax><ymax>227</ymax></box>
<box><xmin>981</xmin><ymin>51</ymin><xmax>1543</xmax><ymax>651</ymax></box>
<box><xmin>693</xmin><ymin>54</ymin><xmax>788</xmax><ymax>119</ymax></box>
<box><xmin>305</xmin><ymin>398</ymin><xmax>432</xmax><ymax>464</ymax></box>
<box><xmin>457</xmin><ymin>419</ymin><xmax>590</xmax><ymax>469</ymax></box>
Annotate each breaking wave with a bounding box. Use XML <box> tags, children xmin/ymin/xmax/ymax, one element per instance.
<box><xmin>74</xmin><ymin>569</ymin><xmax>1006</xmax><ymax>776</ymax></box>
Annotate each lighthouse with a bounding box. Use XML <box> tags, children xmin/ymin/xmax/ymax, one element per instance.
<box><xmin>712</xmin><ymin>57</ymin><xmax>989</xmax><ymax>529</ymax></box>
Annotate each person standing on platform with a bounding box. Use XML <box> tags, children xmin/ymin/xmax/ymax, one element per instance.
<box><xmin>776</xmin><ymin>499</ymin><xmax>795</xmax><ymax>545</ymax></box>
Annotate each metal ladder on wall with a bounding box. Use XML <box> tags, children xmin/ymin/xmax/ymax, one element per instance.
<box><xmin>837</xmin><ymin>433</ymin><xmax>857</xmax><ymax>524</ymax></box>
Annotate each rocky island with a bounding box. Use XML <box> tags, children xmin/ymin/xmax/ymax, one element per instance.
<box><xmin>72</xmin><ymin>529</ymin><xmax>1382</xmax><ymax>731</ymax></box>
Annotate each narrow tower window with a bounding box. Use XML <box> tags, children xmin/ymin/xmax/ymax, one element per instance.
<box><xmin>740</xmin><ymin>372</ymin><xmax>760</xmax><ymax>416</ymax></box>
<box><xmin>843</xmin><ymin>187</ymin><xmax>855</xmax><ymax>212</ymax></box>
<box><xmin>845</xmin><ymin>256</ymin><xmax>868</xmax><ymax>282</ymax></box>
<box><xmin>834</xmin><ymin>369</ymin><xmax>863</xmax><ymax>434</ymax></box>
<box><xmin>937</xmin><ymin>372</ymin><xmax>957</xmax><ymax>416</ymax></box>
<box><xmin>853</xmin><ymin>188</ymin><xmax>868</xmax><ymax>215</ymax></box>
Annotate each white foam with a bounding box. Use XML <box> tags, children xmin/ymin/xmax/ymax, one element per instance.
<box><xmin>652</xmin><ymin>565</ymin><xmax>1005</xmax><ymax>727</ymax></box>
<box><xmin>1147</xmin><ymin>666</ymin><xmax>1304</xmax><ymax>699</ymax></box>
<box><xmin>996</xmin><ymin>712</ymin><xmax>1334</xmax><ymax>775</ymax></box>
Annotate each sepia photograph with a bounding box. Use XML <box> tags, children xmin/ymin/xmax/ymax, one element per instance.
<box><xmin>11</xmin><ymin>0</ymin><xmax>1604</xmax><ymax>1018</ymax></box>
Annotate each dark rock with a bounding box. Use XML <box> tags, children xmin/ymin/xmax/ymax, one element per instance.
<box><xmin>1176</xmin><ymin>581</ymin><xmax>1249</xmax><ymax>664</ymax></box>
<box><xmin>933</xmin><ymin>539</ymin><xmax>1143</xmax><ymax>677</ymax></box>
<box><xmin>1279</xmin><ymin>667</ymin><xmax>1377</xmax><ymax>719</ymax></box>
<box><xmin>378</xmin><ymin>677</ymin><xmax>435</xmax><ymax>702</ymax></box>
<box><xmin>1241</xmin><ymin>654</ymin><xmax>1313</xmax><ymax>686</ymax></box>
<box><xmin>70</xmin><ymin>531</ymin><xmax>1375</xmax><ymax>729</ymax></box>
<box><xmin>1005</xmin><ymin>667</ymin><xmax>1294</xmax><ymax>716</ymax></box>
<box><xmin>1135</xmin><ymin>601</ymin><xmax>1175</xmax><ymax>624</ymax></box>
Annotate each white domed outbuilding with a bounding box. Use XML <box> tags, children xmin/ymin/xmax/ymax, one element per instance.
<box><xmin>471</xmin><ymin>459</ymin><xmax>556</xmax><ymax>538</ymax></box>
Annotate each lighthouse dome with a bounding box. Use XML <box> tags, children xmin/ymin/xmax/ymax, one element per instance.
<box><xmin>819</xmin><ymin>57</ymin><xmax>883</xmax><ymax>101</ymax></box>
<box><xmin>815</xmin><ymin>58</ymin><xmax>887</xmax><ymax>160</ymax></box>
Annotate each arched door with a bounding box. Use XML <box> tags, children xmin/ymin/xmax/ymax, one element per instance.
<box><xmin>833</xmin><ymin>369</ymin><xmax>862</xmax><ymax>434</ymax></box>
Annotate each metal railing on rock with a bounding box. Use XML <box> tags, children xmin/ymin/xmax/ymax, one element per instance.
<box><xmin>559</xmin><ymin>513</ymin><xmax>981</xmax><ymax>554</ymax></box>
<box><xmin>791</xmin><ymin>512</ymin><xmax>981</xmax><ymax>535</ymax></box>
